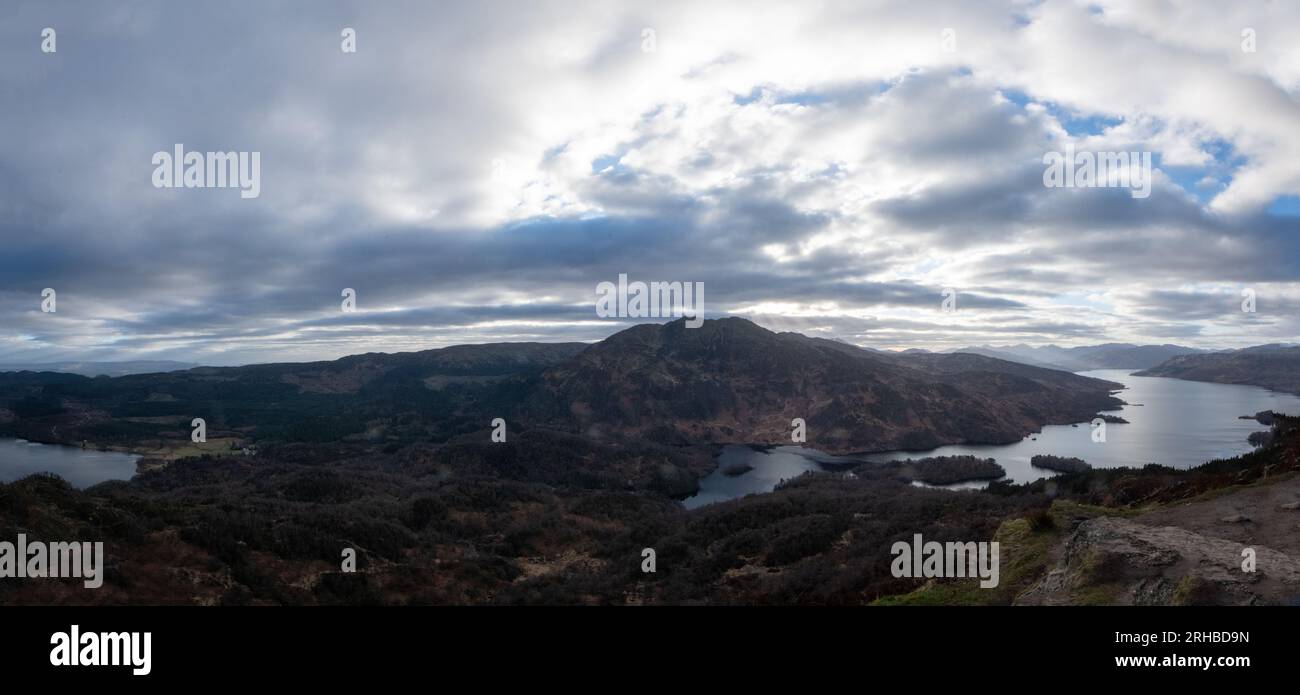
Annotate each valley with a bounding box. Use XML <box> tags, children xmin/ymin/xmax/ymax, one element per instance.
<box><xmin>2</xmin><ymin>318</ymin><xmax>1299</xmax><ymax>606</ymax></box>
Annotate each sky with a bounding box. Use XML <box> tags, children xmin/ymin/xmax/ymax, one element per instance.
<box><xmin>2</xmin><ymin>0</ymin><xmax>1299</xmax><ymax>366</ymax></box>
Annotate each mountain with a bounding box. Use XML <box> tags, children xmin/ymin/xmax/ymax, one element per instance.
<box><xmin>524</xmin><ymin>318</ymin><xmax>1122</xmax><ymax>453</ymax></box>
<box><xmin>8</xmin><ymin>317</ymin><xmax>1300</xmax><ymax>608</ymax></box>
<box><xmin>953</xmin><ymin>343</ymin><xmax>1204</xmax><ymax>372</ymax></box>
<box><xmin>0</xmin><ymin>360</ymin><xmax>198</xmax><ymax>377</ymax></box>
<box><xmin>952</xmin><ymin>347</ymin><xmax>1065</xmax><ymax>371</ymax></box>
<box><xmin>1135</xmin><ymin>345</ymin><xmax>1300</xmax><ymax>395</ymax></box>
<box><xmin>0</xmin><ymin>342</ymin><xmax>589</xmax><ymax>451</ymax></box>
<box><xmin>0</xmin><ymin>318</ymin><xmax>1121</xmax><ymax>457</ymax></box>
<box><xmin>1073</xmin><ymin>344</ymin><xmax>1208</xmax><ymax>370</ymax></box>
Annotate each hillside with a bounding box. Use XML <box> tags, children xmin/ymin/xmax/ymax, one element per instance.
<box><xmin>4</xmin><ymin>318</ymin><xmax>1300</xmax><ymax>606</ymax></box>
<box><xmin>0</xmin><ymin>342</ymin><xmax>589</xmax><ymax>452</ymax></box>
<box><xmin>0</xmin><ymin>318</ymin><xmax>1121</xmax><ymax>458</ymax></box>
<box><xmin>523</xmin><ymin>318</ymin><xmax>1122</xmax><ymax>453</ymax></box>
<box><xmin>3</xmin><ymin>409</ymin><xmax>1297</xmax><ymax>606</ymax></box>
<box><xmin>1136</xmin><ymin>345</ymin><xmax>1300</xmax><ymax>395</ymax></box>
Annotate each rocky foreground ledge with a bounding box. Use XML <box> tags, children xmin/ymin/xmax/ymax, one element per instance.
<box><xmin>1018</xmin><ymin>516</ymin><xmax>1300</xmax><ymax>605</ymax></box>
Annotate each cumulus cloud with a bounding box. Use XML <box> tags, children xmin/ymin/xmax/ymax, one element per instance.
<box><xmin>0</xmin><ymin>0</ymin><xmax>1297</xmax><ymax>364</ymax></box>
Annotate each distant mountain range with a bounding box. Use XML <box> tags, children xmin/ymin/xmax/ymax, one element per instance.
<box><xmin>950</xmin><ymin>343</ymin><xmax>1205</xmax><ymax>372</ymax></box>
<box><xmin>0</xmin><ymin>318</ymin><xmax>1122</xmax><ymax>456</ymax></box>
<box><xmin>1136</xmin><ymin>345</ymin><xmax>1300</xmax><ymax>395</ymax></box>
<box><xmin>0</xmin><ymin>360</ymin><xmax>198</xmax><ymax>377</ymax></box>
<box><xmin>3</xmin><ymin>336</ymin><xmax>1290</xmax><ymax>398</ymax></box>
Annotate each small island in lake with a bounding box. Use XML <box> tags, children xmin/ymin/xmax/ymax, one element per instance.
<box><xmin>1030</xmin><ymin>454</ymin><xmax>1092</xmax><ymax>474</ymax></box>
<box><xmin>891</xmin><ymin>456</ymin><xmax>1005</xmax><ymax>485</ymax></box>
<box><xmin>1239</xmin><ymin>410</ymin><xmax>1276</xmax><ymax>426</ymax></box>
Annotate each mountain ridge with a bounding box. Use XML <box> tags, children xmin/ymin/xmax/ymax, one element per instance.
<box><xmin>1136</xmin><ymin>345</ymin><xmax>1300</xmax><ymax>395</ymax></box>
<box><xmin>0</xmin><ymin>317</ymin><xmax>1121</xmax><ymax>457</ymax></box>
<box><xmin>950</xmin><ymin>343</ymin><xmax>1205</xmax><ymax>372</ymax></box>
<box><xmin>522</xmin><ymin>317</ymin><xmax>1122</xmax><ymax>453</ymax></box>
<box><xmin>0</xmin><ymin>360</ymin><xmax>199</xmax><ymax>378</ymax></box>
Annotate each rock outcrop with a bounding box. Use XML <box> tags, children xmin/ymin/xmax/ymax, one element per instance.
<box><xmin>1018</xmin><ymin>516</ymin><xmax>1300</xmax><ymax>605</ymax></box>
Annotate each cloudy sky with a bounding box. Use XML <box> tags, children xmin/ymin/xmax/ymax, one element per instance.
<box><xmin>2</xmin><ymin>0</ymin><xmax>1299</xmax><ymax>366</ymax></box>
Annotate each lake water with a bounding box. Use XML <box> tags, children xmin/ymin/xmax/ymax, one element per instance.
<box><xmin>683</xmin><ymin>371</ymin><xmax>1300</xmax><ymax>509</ymax></box>
<box><xmin>0</xmin><ymin>439</ymin><xmax>140</xmax><ymax>488</ymax></box>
